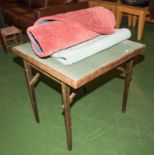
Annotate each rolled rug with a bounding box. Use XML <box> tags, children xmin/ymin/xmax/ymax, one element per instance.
<box><xmin>27</xmin><ymin>6</ymin><xmax>115</xmax><ymax>57</ymax></box>
<box><xmin>52</xmin><ymin>28</ymin><xmax>131</xmax><ymax>65</ymax></box>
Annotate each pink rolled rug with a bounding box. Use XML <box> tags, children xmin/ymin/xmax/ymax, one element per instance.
<box><xmin>27</xmin><ymin>6</ymin><xmax>115</xmax><ymax>57</ymax></box>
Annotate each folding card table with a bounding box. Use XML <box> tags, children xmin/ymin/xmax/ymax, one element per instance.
<box><xmin>12</xmin><ymin>40</ymin><xmax>145</xmax><ymax>151</ymax></box>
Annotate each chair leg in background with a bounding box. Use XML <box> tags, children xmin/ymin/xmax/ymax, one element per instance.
<box><xmin>137</xmin><ymin>12</ymin><xmax>145</xmax><ymax>40</ymax></box>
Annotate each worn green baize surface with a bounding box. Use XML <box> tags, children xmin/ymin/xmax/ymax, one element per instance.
<box><xmin>14</xmin><ymin>40</ymin><xmax>144</xmax><ymax>81</ymax></box>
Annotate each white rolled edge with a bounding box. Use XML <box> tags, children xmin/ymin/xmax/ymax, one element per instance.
<box><xmin>52</xmin><ymin>28</ymin><xmax>131</xmax><ymax>65</ymax></box>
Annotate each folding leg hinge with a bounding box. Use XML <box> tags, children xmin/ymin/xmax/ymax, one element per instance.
<box><xmin>61</xmin><ymin>91</ymin><xmax>77</xmax><ymax>111</ymax></box>
<box><xmin>117</xmin><ymin>66</ymin><xmax>128</xmax><ymax>74</ymax></box>
<box><xmin>30</xmin><ymin>73</ymin><xmax>40</xmax><ymax>86</ymax></box>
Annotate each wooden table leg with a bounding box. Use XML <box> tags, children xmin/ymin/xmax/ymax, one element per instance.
<box><xmin>61</xmin><ymin>83</ymin><xmax>72</xmax><ymax>151</ymax></box>
<box><xmin>122</xmin><ymin>59</ymin><xmax>133</xmax><ymax>113</ymax></box>
<box><xmin>23</xmin><ymin>60</ymin><xmax>40</xmax><ymax>123</ymax></box>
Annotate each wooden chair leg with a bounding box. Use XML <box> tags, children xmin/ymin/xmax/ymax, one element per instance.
<box><xmin>23</xmin><ymin>60</ymin><xmax>40</xmax><ymax>123</ymax></box>
<box><xmin>128</xmin><ymin>14</ymin><xmax>132</xmax><ymax>27</ymax></box>
<box><xmin>61</xmin><ymin>83</ymin><xmax>72</xmax><ymax>151</ymax></box>
<box><xmin>132</xmin><ymin>15</ymin><xmax>137</xmax><ymax>27</ymax></box>
<box><xmin>19</xmin><ymin>30</ymin><xmax>24</xmax><ymax>44</ymax></box>
<box><xmin>0</xmin><ymin>34</ymin><xmax>7</xmax><ymax>53</ymax></box>
<box><xmin>1</xmin><ymin>34</ymin><xmax>8</xmax><ymax>52</ymax></box>
<box><xmin>116</xmin><ymin>9</ymin><xmax>123</xmax><ymax>28</ymax></box>
<box><xmin>122</xmin><ymin>59</ymin><xmax>133</xmax><ymax>113</ymax></box>
<box><xmin>137</xmin><ymin>12</ymin><xmax>145</xmax><ymax>40</ymax></box>
<box><xmin>14</xmin><ymin>34</ymin><xmax>18</xmax><ymax>45</ymax></box>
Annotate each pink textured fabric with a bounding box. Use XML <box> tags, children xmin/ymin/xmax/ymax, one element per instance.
<box><xmin>27</xmin><ymin>6</ymin><xmax>115</xmax><ymax>57</ymax></box>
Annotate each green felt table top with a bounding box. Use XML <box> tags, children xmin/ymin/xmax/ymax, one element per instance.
<box><xmin>12</xmin><ymin>40</ymin><xmax>145</xmax><ymax>88</ymax></box>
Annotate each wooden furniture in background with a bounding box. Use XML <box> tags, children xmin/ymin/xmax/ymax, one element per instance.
<box><xmin>88</xmin><ymin>0</ymin><xmax>153</xmax><ymax>40</ymax></box>
<box><xmin>0</xmin><ymin>26</ymin><xmax>23</xmax><ymax>52</ymax></box>
<box><xmin>12</xmin><ymin>40</ymin><xmax>145</xmax><ymax>151</ymax></box>
<box><xmin>88</xmin><ymin>0</ymin><xmax>133</xmax><ymax>27</ymax></box>
<box><xmin>116</xmin><ymin>4</ymin><xmax>151</xmax><ymax>40</ymax></box>
<box><xmin>89</xmin><ymin>0</ymin><xmax>118</xmax><ymax>18</ymax></box>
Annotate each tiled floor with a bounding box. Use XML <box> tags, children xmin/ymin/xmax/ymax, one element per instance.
<box><xmin>0</xmin><ymin>20</ymin><xmax>153</xmax><ymax>155</ymax></box>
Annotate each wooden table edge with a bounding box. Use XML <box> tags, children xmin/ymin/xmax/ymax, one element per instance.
<box><xmin>12</xmin><ymin>45</ymin><xmax>145</xmax><ymax>89</ymax></box>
